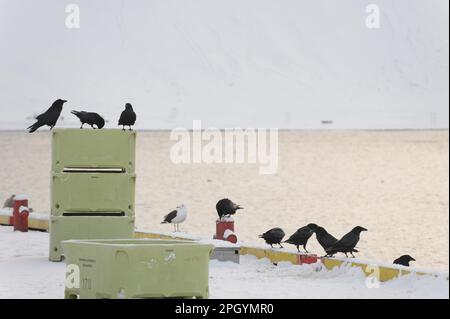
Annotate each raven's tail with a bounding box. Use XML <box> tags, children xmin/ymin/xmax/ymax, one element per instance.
<box><xmin>27</xmin><ymin>120</ymin><xmax>43</xmax><ymax>133</ymax></box>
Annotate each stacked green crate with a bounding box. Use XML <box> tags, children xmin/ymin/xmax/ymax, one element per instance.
<box><xmin>50</xmin><ymin>129</ymin><xmax>136</xmax><ymax>261</ymax></box>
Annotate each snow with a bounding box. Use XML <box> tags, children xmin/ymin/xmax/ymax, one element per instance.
<box><xmin>0</xmin><ymin>208</ymin><xmax>12</xmax><ymax>217</ymax></box>
<box><xmin>18</xmin><ymin>206</ymin><xmax>28</xmax><ymax>214</ymax></box>
<box><xmin>0</xmin><ymin>226</ymin><xmax>448</xmax><ymax>299</ymax></box>
<box><xmin>14</xmin><ymin>194</ymin><xmax>28</xmax><ymax>201</ymax></box>
<box><xmin>223</xmin><ymin>229</ymin><xmax>235</xmax><ymax>239</ymax></box>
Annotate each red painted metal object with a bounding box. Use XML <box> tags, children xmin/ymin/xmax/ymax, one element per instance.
<box><xmin>297</xmin><ymin>254</ymin><xmax>319</xmax><ymax>265</ymax></box>
<box><xmin>214</xmin><ymin>219</ymin><xmax>238</xmax><ymax>243</ymax></box>
<box><xmin>13</xmin><ymin>196</ymin><xmax>29</xmax><ymax>232</ymax></box>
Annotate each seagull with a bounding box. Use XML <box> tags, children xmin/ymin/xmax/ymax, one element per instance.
<box><xmin>161</xmin><ymin>204</ymin><xmax>187</xmax><ymax>232</ymax></box>
<box><xmin>3</xmin><ymin>194</ymin><xmax>15</xmax><ymax>208</ymax></box>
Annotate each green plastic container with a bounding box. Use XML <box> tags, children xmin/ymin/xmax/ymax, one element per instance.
<box><xmin>51</xmin><ymin>173</ymin><xmax>135</xmax><ymax>216</ymax></box>
<box><xmin>50</xmin><ymin>129</ymin><xmax>136</xmax><ymax>261</ymax></box>
<box><xmin>50</xmin><ymin>216</ymin><xmax>135</xmax><ymax>261</ymax></box>
<box><xmin>62</xmin><ymin>239</ymin><xmax>213</xmax><ymax>299</ymax></box>
<box><xmin>52</xmin><ymin>129</ymin><xmax>136</xmax><ymax>173</ymax></box>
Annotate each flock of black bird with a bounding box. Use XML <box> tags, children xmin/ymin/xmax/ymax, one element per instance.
<box><xmin>219</xmin><ymin>199</ymin><xmax>415</xmax><ymax>267</ymax></box>
<box><xmin>26</xmin><ymin>99</ymin><xmax>136</xmax><ymax>133</ymax></box>
<box><xmin>259</xmin><ymin>224</ymin><xmax>366</xmax><ymax>258</ymax></box>
<box><xmin>24</xmin><ymin>100</ymin><xmax>416</xmax><ymax>267</ymax></box>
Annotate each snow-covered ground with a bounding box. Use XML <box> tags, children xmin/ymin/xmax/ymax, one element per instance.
<box><xmin>0</xmin><ymin>227</ymin><xmax>448</xmax><ymax>299</ymax></box>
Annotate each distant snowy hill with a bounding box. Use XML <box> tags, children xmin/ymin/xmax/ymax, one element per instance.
<box><xmin>0</xmin><ymin>0</ymin><xmax>448</xmax><ymax>130</ymax></box>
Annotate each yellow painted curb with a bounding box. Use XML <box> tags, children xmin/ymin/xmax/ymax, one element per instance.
<box><xmin>1</xmin><ymin>219</ymin><xmax>447</xmax><ymax>283</ymax></box>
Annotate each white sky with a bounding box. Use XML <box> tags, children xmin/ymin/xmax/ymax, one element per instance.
<box><xmin>0</xmin><ymin>0</ymin><xmax>448</xmax><ymax>129</ymax></box>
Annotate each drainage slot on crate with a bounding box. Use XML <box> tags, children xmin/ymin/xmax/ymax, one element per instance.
<box><xmin>62</xmin><ymin>211</ymin><xmax>126</xmax><ymax>217</ymax></box>
<box><xmin>63</xmin><ymin>167</ymin><xmax>125</xmax><ymax>173</ymax></box>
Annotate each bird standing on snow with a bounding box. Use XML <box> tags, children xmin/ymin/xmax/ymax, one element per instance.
<box><xmin>118</xmin><ymin>103</ymin><xmax>136</xmax><ymax>131</ymax></box>
<box><xmin>326</xmin><ymin>226</ymin><xmax>368</xmax><ymax>258</ymax></box>
<box><xmin>393</xmin><ymin>255</ymin><xmax>416</xmax><ymax>267</ymax></box>
<box><xmin>71</xmin><ymin>110</ymin><xmax>105</xmax><ymax>129</ymax></box>
<box><xmin>27</xmin><ymin>99</ymin><xmax>67</xmax><ymax>133</ymax></box>
<box><xmin>216</xmin><ymin>198</ymin><xmax>243</xmax><ymax>220</ymax></box>
<box><xmin>161</xmin><ymin>204</ymin><xmax>187</xmax><ymax>232</ymax></box>
<box><xmin>259</xmin><ymin>228</ymin><xmax>285</xmax><ymax>248</ymax></box>
<box><xmin>3</xmin><ymin>194</ymin><xmax>15</xmax><ymax>208</ymax></box>
<box><xmin>284</xmin><ymin>223</ymin><xmax>318</xmax><ymax>253</ymax></box>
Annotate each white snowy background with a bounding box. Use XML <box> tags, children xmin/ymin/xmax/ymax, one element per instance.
<box><xmin>0</xmin><ymin>0</ymin><xmax>448</xmax><ymax>130</ymax></box>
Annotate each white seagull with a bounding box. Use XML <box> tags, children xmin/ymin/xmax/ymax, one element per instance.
<box><xmin>161</xmin><ymin>204</ymin><xmax>187</xmax><ymax>232</ymax></box>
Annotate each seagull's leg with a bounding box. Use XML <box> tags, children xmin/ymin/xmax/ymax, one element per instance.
<box><xmin>303</xmin><ymin>245</ymin><xmax>309</xmax><ymax>253</ymax></box>
<box><xmin>344</xmin><ymin>252</ymin><xmax>348</xmax><ymax>258</ymax></box>
<box><xmin>351</xmin><ymin>252</ymin><xmax>356</xmax><ymax>258</ymax></box>
<box><xmin>80</xmin><ymin>123</ymin><xmax>84</xmax><ymax>129</ymax></box>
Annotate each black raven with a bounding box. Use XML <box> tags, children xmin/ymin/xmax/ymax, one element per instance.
<box><xmin>314</xmin><ymin>226</ymin><xmax>339</xmax><ymax>253</ymax></box>
<box><xmin>71</xmin><ymin>110</ymin><xmax>105</xmax><ymax>129</ymax></box>
<box><xmin>326</xmin><ymin>226</ymin><xmax>368</xmax><ymax>258</ymax></box>
<box><xmin>216</xmin><ymin>198</ymin><xmax>243</xmax><ymax>220</ymax></box>
<box><xmin>283</xmin><ymin>223</ymin><xmax>318</xmax><ymax>253</ymax></box>
<box><xmin>315</xmin><ymin>226</ymin><xmax>359</xmax><ymax>256</ymax></box>
<box><xmin>259</xmin><ymin>228</ymin><xmax>285</xmax><ymax>248</ymax></box>
<box><xmin>393</xmin><ymin>255</ymin><xmax>416</xmax><ymax>267</ymax></box>
<box><xmin>118</xmin><ymin>103</ymin><xmax>136</xmax><ymax>130</ymax></box>
<box><xmin>27</xmin><ymin>99</ymin><xmax>67</xmax><ymax>133</ymax></box>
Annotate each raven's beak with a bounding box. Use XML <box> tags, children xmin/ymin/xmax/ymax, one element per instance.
<box><xmin>411</xmin><ymin>257</ymin><xmax>416</xmax><ymax>261</ymax></box>
<box><xmin>62</xmin><ymin>100</ymin><xmax>68</xmax><ymax>103</ymax></box>
<box><xmin>362</xmin><ymin>227</ymin><xmax>368</xmax><ymax>231</ymax></box>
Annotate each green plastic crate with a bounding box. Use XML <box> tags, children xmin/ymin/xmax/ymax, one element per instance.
<box><xmin>51</xmin><ymin>173</ymin><xmax>135</xmax><ymax>216</ymax></box>
<box><xmin>50</xmin><ymin>216</ymin><xmax>135</xmax><ymax>261</ymax></box>
<box><xmin>62</xmin><ymin>239</ymin><xmax>214</xmax><ymax>299</ymax></box>
<box><xmin>50</xmin><ymin>129</ymin><xmax>136</xmax><ymax>261</ymax></box>
<box><xmin>52</xmin><ymin>129</ymin><xmax>136</xmax><ymax>173</ymax></box>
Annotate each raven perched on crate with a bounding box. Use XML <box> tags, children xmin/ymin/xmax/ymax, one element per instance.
<box><xmin>325</xmin><ymin>226</ymin><xmax>367</xmax><ymax>258</ymax></box>
<box><xmin>118</xmin><ymin>103</ymin><xmax>136</xmax><ymax>131</ymax></box>
<box><xmin>393</xmin><ymin>255</ymin><xmax>416</xmax><ymax>267</ymax></box>
<box><xmin>259</xmin><ymin>228</ymin><xmax>285</xmax><ymax>248</ymax></box>
<box><xmin>216</xmin><ymin>198</ymin><xmax>243</xmax><ymax>220</ymax></box>
<box><xmin>283</xmin><ymin>223</ymin><xmax>318</xmax><ymax>253</ymax></box>
<box><xmin>27</xmin><ymin>99</ymin><xmax>67</xmax><ymax>133</ymax></box>
<box><xmin>71</xmin><ymin>110</ymin><xmax>105</xmax><ymax>129</ymax></box>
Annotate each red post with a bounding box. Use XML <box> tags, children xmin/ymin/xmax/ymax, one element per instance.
<box><xmin>13</xmin><ymin>195</ymin><xmax>29</xmax><ymax>232</ymax></box>
<box><xmin>214</xmin><ymin>219</ymin><xmax>238</xmax><ymax>243</ymax></box>
<box><xmin>297</xmin><ymin>254</ymin><xmax>319</xmax><ymax>265</ymax></box>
